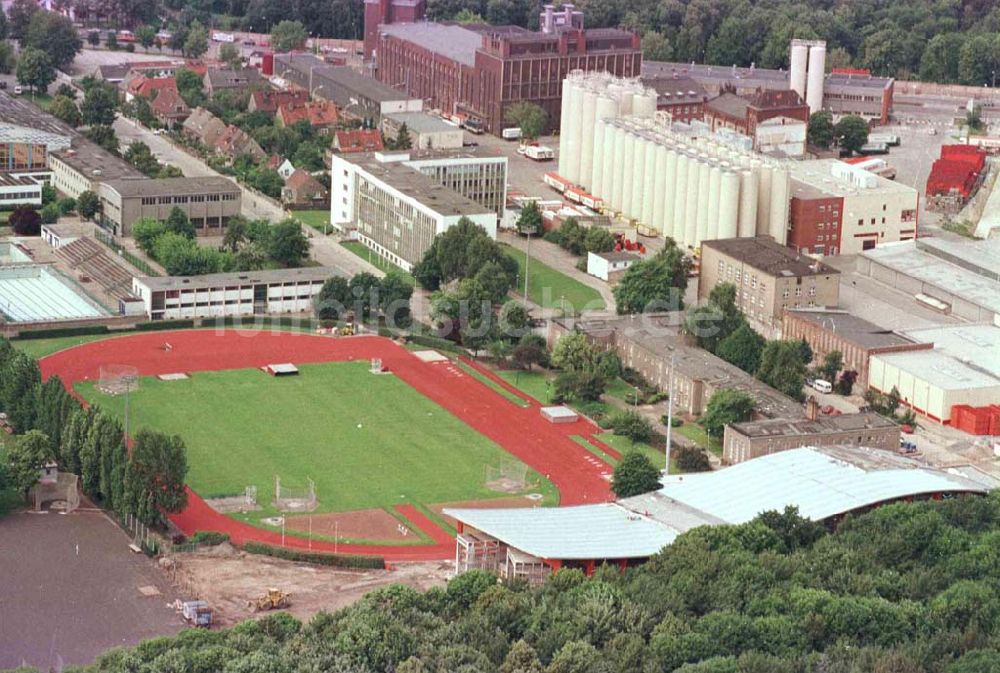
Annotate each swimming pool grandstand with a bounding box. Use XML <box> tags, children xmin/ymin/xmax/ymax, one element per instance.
<box><xmin>0</xmin><ymin>265</ymin><xmax>108</xmax><ymax>322</ymax></box>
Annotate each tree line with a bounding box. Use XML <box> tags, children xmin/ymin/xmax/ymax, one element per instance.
<box><xmin>0</xmin><ymin>339</ymin><xmax>188</xmax><ymax>529</ymax></box>
<box><xmin>41</xmin><ymin>488</ymin><xmax>1000</xmax><ymax>673</ymax></box>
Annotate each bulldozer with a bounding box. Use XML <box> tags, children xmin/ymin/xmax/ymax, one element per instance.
<box><xmin>248</xmin><ymin>588</ymin><xmax>292</xmax><ymax>612</ymax></box>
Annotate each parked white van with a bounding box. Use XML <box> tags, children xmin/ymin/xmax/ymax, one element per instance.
<box><xmin>813</xmin><ymin>379</ymin><xmax>833</xmax><ymax>394</ymax></box>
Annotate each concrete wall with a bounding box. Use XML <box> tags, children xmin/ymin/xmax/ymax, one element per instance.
<box><xmin>722</xmin><ymin>422</ymin><xmax>900</xmax><ymax>465</ymax></box>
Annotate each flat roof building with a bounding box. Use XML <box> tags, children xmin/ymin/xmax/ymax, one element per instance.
<box><xmin>381</xmin><ymin>111</ymin><xmax>464</xmax><ymax>150</ymax></box>
<box><xmin>787</xmin><ymin>159</ymin><xmax>919</xmax><ymax>256</ymax></box>
<box><xmin>641</xmin><ymin>74</ymin><xmax>708</xmax><ymax>124</ymax></box>
<box><xmin>782</xmin><ymin>308</ymin><xmax>934</xmax><ymax>389</ymax></box>
<box><xmin>132</xmin><ymin>267</ymin><xmax>343</xmax><ymax>321</ymax></box>
<box><xmin>98</xmin><ymin>176</ymin><xmax>242</xmax><ymax>237</ymax></box>
<box><xmin>446</xmin><ymin>446</ymin><xmax>994</xmax><ymax>583</ymax></box>
<box><xmin>273</xmin><ymin>54</ymin><xmax>421</xmax><ymax>122</ymax></box>
<box><xmin>699</xmin><ymin>237</ymin><xmax>840</xmax><ymax>336</ymax></box>
<box><xmin>858</xmin><ymin>238</ymin><xmax>1000</xmax><ymax>323</ymax></box>
<box><xmin>49</xmin><ymin>138</ymin><xmax>147</xmax><ymax>199</ymax></box>
<box><xmin>331</xmin><ymin>151</ymin><xmax>497</xmax><ymax>271</ymax></box>
<box><xmin>373</xmin><ymin>7</ymin><xmax>641</xmax><ymax>135</ymax></box>
<box><xmin>869</xmin><ymin>324</ymin><xmax>1000</xmax><ymax>425</ymax></box>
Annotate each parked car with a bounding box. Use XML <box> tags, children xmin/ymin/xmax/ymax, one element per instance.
<box><xmin>13</xmin><ymin>85</ymin><xmax>22</xmax><ymax>95</ymax></box>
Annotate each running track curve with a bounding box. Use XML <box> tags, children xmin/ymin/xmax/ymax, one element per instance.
<box><xmin>39</xmin><ymin>330</ymin><xmax>615</xmax><ymax>561</ymax></box>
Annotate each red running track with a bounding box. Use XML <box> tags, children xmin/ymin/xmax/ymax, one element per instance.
<box><xmin>40</xmin><ymin>330</ymin><xmax>614</xmax><ymax>561</ymax></box>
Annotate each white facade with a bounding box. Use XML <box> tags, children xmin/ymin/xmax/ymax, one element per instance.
<box><xmin>755</xmin><ymin>117</ymin><xmax>807</xmax><ymax>157</ymax></box>
<box><xmin>586</xmin><ymin>251</ymin><xmax>638</xmax><ymax>282</ymax></box>
<box><xmin>0</xmin><ymin>174</ymin><xmax>42</xmax><ymax>209</ymax></box>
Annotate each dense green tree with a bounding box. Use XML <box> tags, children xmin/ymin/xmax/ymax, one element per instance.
<box><xmin>0</xmin><ymin>349</ymin><xmax>40</xmax><ymax>431</ymax></box>
<box><xmin>49</xmin><ymin>95</ymin><xmax>82</xmax><ymax>127</ymax></box>
<box><xmin>504</xmin><ymin>101</ymin><xmax>547</xmax><ymax>139</ymax></box>
<box><xmin>819</xmin><ymin>350</ymin><xmax>843</xmax><ymax>384</ymax></box>
<box><xmin>183</xmin><ymin>22</ymin><xmax>209</xmax><ymax>59</ymax></box>
<box><xmin>511</xmin><ymin>333</ymin><xmax>549</xmax><ymax>370</ymax></box>
<box><xmin>379</xmin><ymin>273</ymin><xmax>414</xmax><ymax>327</ymax></box>
<box><xmin>611</xmin><ymin>451</ymin><xmax>661</xmax><ymax>498</ymax></box>
<box><xmin>132</xmin><ymin>218</ymin><xmax>168</xmax><ymax>253</ymax></box>
<box><xmin>614</xmin><ymin>242</ymin><xmax>690</xmax><ymax>315</ymax></box>
<box><xmin>219</xmin><ymin>43</ymin><xmax>242</xmax><ymax>69</ymax></box>
<box><xmin>124</xmin><ymin>141</ymin><xmax>162</xmax><ymax>177</ymax></box>
<box><xmin>175</xmin><ymin>68</ymin><xmax>206</xmax><ymax>108</ymax></box>
<box><xmin>314</xmin><ymin>276</ymin><xmax>351</xmax><ymax>321</ymax></box>
<box><xmin>807</xmin><ymin>111</ymin><xmax>834</xmax><ymax>149</ymax></box>
<box><xmin>267</xmin><ymin>219</ymin><xmax>310</xmax><ymax>267</ymax></box>
<box><xmin>0</xmin><ymin>41</ymin><xmax>16</xmax><ymax>75</ymax></box>
<box><xmin>686</xmin><ymin>283</ymin><xmax>745</xmax><ymax>354</ymax></box>
<box><xmin>165</xmin><ymin>207</ymin><xmax>196</xmax><ymax>239</ymax></box>
<box><xmin>756</xmin><ymin>340</ymin><xmax>808</xmax><ymax>401</ymax></box>
<box><xmin>920</xmin><ymin>33</ymin><xmax>964</xmax><ymax>84</ymax></box>
<box><xmin>6</xmin><ymin>430</ymin><xmax>54</xmax><ymax>499</ymax></box>
<box><xmin>675</xmin><ymin>445</ymin><xmax>711</xmax><ymax>473</ymax></box>
<box><xmin>413</xmin><ymin>217</ymin><xmax>518</xmax><ymax>291</ymax></box>
<box><xmin>270</xmin><ymin>20</ymin><xmax>309</xmax><ymax>51</ymax></box>
<box><xmin>7</xmin><ymin>0</ymin><xmax>38</xmax><ymax>40</ymax></box>
<box><xmin>642</xmin><ymin>31</ymin><xmax>673</xmax><ymax>61</ymax></box>
<box><xmin>700</xmin><ymin>388</ymin><xmax>755</xmax><ymax>437</ymax></box>
<box><xmin>9</xmin><ymin>205</ymin><xmax>41</xmax><ymax>236</ymax></box>
<box><xmin>76</xmin><ymin>190</ymin><xmax>101</xmax><ymax>220</ymax></box>
<box><xmin>129</xmin><ymin>429</ymin><xmax>188</xmax><ymax>525</ymax></box>
<box><xmin>834</xmin><ymin>115</ymin><xmax>870</xmax><ymax>156</ymax></box>
<box><xmin>610</xmin><ymin>410</ymin><xmax>654</xmax><ymax>444</ymax></box>
<box><xmin>554</xmin><ymin>369</ymin><xmax>606</xmax><ymax>403</ymax></box>
<box><xmin>23</xmin><ymin>11</ymin><xmax>81</xmax><ymax>70</ymax></box>
<box><xmin>517</xmin><ymin>201</ymin><xmax>542</xmax><ymax>235</ymax></box>
<box><xmin>15</xmin><ymin>47</ymin><xmax>54</xmax><ymax>94</ymax></box>
<box><xmin>136</xmin><ymin>25</ymin><xmax>157</xmax><ymax>50</ymax></box>
<box><xmin>502</xmin><ymin>639</ymin><xmax>544</xmax><ymax>673</ymax></box>
<box><xmin>59</xmin><ymin>407</ymin><xmax>94</xmax><ymax>476</ymax></box>
<box><xmin>86</xmin><ymin>30</ymin><xmax>100</xmax><ymax>47</ymax></box>
<box><xmin>715</xmin><ymin>323</ymin><xmax>766</xmax><ymax>374</ymax></box>
<box><xmin>83</xmin><ymin>125</ymin><xmax>120</xmax><ymax>155</ymax></box>
<box><xmin>81</xmin><ymin>82</ymin><xmax>119</xmax><ymax>127</ymax></box>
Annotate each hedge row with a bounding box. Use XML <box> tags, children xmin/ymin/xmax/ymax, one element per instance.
<box><xmin>135</xmin><ymin>319</ymin><xmax>196</xmax><ymax>332</ymax></box>
<box><xmin>14</xmin><ymin>325</ymin><xmax>112</xmax><ymax>340</ymax></box>
<box><xmin>200</xmin><ymin>316</ymin><xmax>325</xmax><ymax>331</ymax></box>
<box><xmin>241</xmin><ymin>541</ymin><xmax>385</xmax><ymax>569</ymax></box>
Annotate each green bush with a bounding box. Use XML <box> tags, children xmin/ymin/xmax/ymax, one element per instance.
<box><xmin>575</xmin><ymin>400</ymin><xmax>607</xmax><ymax>420</ymax></box>
<box><xmin>189</xmin><ymin>531</ymin><xmax>230</xmax><ymax>545</ymax></box>
<box><xmin>661</xmin><ymin>415</ymin><xmax>684</xmax><ymax>428</ymax></box>
<box><xmin>135</xmin><ymin>319</ymin><xmax>196</xmax><ymax>331</ymax></box>
<box><xmin>675</xmin><ymin>445</ymin><xmax>711</xmax><ymax>472</ymax></box>
<box><xmin>610</xmin><ymin>410</ymin><xmax>654</xmax><ymax>443</ymax></box>
<box><xmin>242</xmin><ymin>541</ymin><xmax>384</xmax><ymax>569</ymax></box>
<box><xmin>14</xmin><ymin>325</ymin><xmax>111</xmax><ymax>340</ymax></box>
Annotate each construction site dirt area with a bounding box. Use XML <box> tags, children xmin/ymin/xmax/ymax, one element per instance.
<box><xmin>285</xmin><ymin>508</ymin><xmax>411</xmax><ymax>542</ymax></box>
<box><xmin>169</xmin><ymin>545</ymin><xmax>451</xmax><ymax>626</ymax></box>
<box><xmin>0</xmin><ymin>510</ymin><xmax>183</xmax><ymax>670</ymax></box>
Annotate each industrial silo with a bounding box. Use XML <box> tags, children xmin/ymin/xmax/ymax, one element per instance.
<box><xmin>558</xmin><ymin>78</ymin><xmax>571</xmax><ymax>176</ymax></box>
<box><xmin>599</xmin><ymin>122</ymin><xmax>616</xmax><ymax>202</ymax></box>
<box><xmin>610</xmin><ymin>125</ymin><xmax>626</xmax><ymax>211</ymax></box>
<box><xmin>756</xmin><ymin>163</ymin><xmax>773</xmax><ymax>236</ymax></box>
<box><xmin>591</xmin><ymin>119</ymin><xmax>606</xmax><ymax>194</ymax></box>
<box><xmin>696</xmin><ymin>160</ymin><xmax>711</xmax><ymax>244</ymax></box>
<box><xmin>579</xmin><ymin>89</ymin><xmax>598</xmax><ymax>189</ymax></box>
<box><xmin>684</xmin><ymin>154</ymin><xmax>700</xmax><ymax>247</ymax></box>
<box><xmin>618</xmin><ymin>91</ymin><xmax>634</xmax><ymax>117</ymax></box>
<box><xmin>562</xmin><ymin>81</ymin><xmax>585</xmax><ymax>184</ymax></box>
<box><xmin>630</xmin><ymin>137</ymin><xmax>647</xmax><ymax>220</ymax></box>
<box><xmin>769</xmin><ymin>166</ymin><xmax>790</xmax><ymax>244</ymax></box>
<box><xmin>674</xmin><ymin>153</ymin><xmax>690</xmax><ymax>245</ymax></box>
<box><xmin>662</xmin><ymin>149</ymin><xmax>678</xmax><ymax>240</ymax></box>
<box><xmin>621</xmin><ymin>132</ymin><xmax>636</xmax><ymax>216</ymax></box>
<box><xmin>705</xmin><ymin>165</ymin><xmax>721</xmax><ymax>243</ymax></box>
<box><xmin>806</xmin><ymin>42</ymin><xmax>826</xmax><ymax>114</ymax></box>
<box><xmin>719</xmin><ymin>171</ymin><xmax>740</xmax><ymax>239</ymax></box>
<box><xmin>641</xmin><ymin>139</ymin><xmax>657</xmax><ymax>228</ymax></box>
<box><xmin>738</xmin><ymin>169</ymin><xmax>759</xmax><ymax>238</ymax></box>
<box><xmin>790</xmin><ymin>40</ymin><xmax>808</xmax><ymax>100</ymax></box>
<box><xmin>633</xmin><ymin>91</ymin><xmax>657</xmax><ymax>119</ymax></box>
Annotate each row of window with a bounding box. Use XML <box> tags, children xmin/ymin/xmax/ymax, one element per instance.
<box><xmin>0</xmin><ymin>191</ymin><xmax>41</xmax><ymax>201</ymax></box>
<box><xmin>139</xmin><ymin>193</ymin><xmax>238</xmax><ymax>205</ymax></box>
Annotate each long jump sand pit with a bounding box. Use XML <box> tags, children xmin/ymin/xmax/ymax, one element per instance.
<box><xmin>285</xmin><ymin>508</ymin><xmax>412</xmax><ymax>542</ymax></box>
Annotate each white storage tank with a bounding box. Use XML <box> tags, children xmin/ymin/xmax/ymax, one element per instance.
<box><xmin>652</xmin><ymin>145</ymin><xmax>668</xmax><ymax>235</ymax></box>
<box><xmin>641</xmin><ymin>139</ymin><xmax>657</xmax><ymax>228</ymax></box>
<box><xmin>662</xmin><ymin>149</ymin><xmax>678</xmax><ymax>240</ymax></box>
<box><xmin>696</xmin><ymin>160</ymin><xmax>711</xmax><ymax>245</ymax></box>
<box><xmin>790</xmin><ymin>41</ymin><xmax>808</xmax><ymax>100</ymax></box>
<box><xmin>769</xmin><ymin>166</ymin><xmax>790</xmax><ymax>244</ymax></box>
<box><xmin>591</xmin><ymin>119</ymin><xmax>606</xmax><ymax>194</ymax></box>
<box><xmin>633</xmin><ymin>92</ymin><xmax>657</xmax><ymax>119</ymax></box>
<box><xmin>684</xmin><ymin>154</ymin><xmax>700</xmax><ymax>247</ymax></box>
<box><xmin>806</xmin><ymin>43</ymin><xmax>826</xmax><ymax>114</ymax></box>
<box><xmin>579</xmin><ymin>89</ymin><xmax>598</xmax><ymax>189</ymax></box>
<box><xmin>756</xmin><ymin>163</ymin><xmax>773</xmax><ymax>236</ymax></box>
<box><xmin>706</xmin><ymin>165</ymin><xmax>721</xmax><ymax>243</ymax></box>
<box><xmin>618</xmin><ymin>91</ymin><xmax>634</xmax><ymax>117</ymax></box>
<box><xmin>738</xmin><ymin>169</ymin><xmax>759</xmax><ymax>238</ymax></box>
<box><xmin>562</xmin><ymin>82</ymin><xmax>585</xmax><ymax>184</ymax></box>
<box><xmin>558</xmin><ymin>78</ymin><xmax>571</xmax><ymax>175</ymax></box>
<box><xmin>719</xmin><ymin>171</ymin><xmax>740</xmax><ymax>239</ymax></box>
<box><xmin>674</xmin><ymin>153</ymin><xmax>690</xmax><ymax>245</ymax></box>
<box><xmin>630</xmin><ymin>137</ymin><xmax>647</xmax><ymax>220</ymax></box>
<box><xmin>621</xmin><ymin>132</ymin><xmax>636</xmax><ymax>216</ymax></box>
<box><xmin>599</xmin><ymin>122</ymin><xmax>616</xmax><ymax>202</ymax></box>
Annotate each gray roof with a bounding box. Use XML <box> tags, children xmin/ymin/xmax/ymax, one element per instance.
<box><xmin>274</xmin><ymin>54</ymin><xmax>416</xmax><ymax>106</ymax></box>
<box><xmin>379</xmin><ymin>23</ymin><xmax>483</xmax><ymax>67</ymax></box>
<box><xmin>0</xmin><ymin>90</ymin><xmax>76</xmax><ymax>139</ymax></box>
<box><xmin>135</xmin><ymin>266</ymin><xmax>344</xmax><ymax>292</ymax></box>
<box><xmin>728</xmin><ymin>412</ymin><xmax>899</xmax><ymax>440</ymax></box>
<box><xmin>641</xmin><ymin>61</ymin><xmax>894</xmax><ymax>93</ymax></box>
<box><xmin>641</xmin><ymin>75</ymin><xmax>708</xmax><ymax>105</ymax></box>
<box><xmin>706</xmin><ymin>92</ymin><xmax>749</xmax><ymax>119</ymax></box>
<box><xmin>51</xmin><ymin>138</ymin><xmax>146</xmax><ymax>182</ymax></box>
<box><xmin>102</xmin><ymin>176</ymin><xmax>239</xmax><ymax>198</ymax></box>
<box><xmin>205</xmin><ymin>67</ymin><xmax>263</xmax><ymax>89</ymax></box>
<box><xmin>784</xmin><ymin>309</ymin><xmax>924</xmax><ymax>350</ymax></box>
<box><xmin>444</xmin><ymin>504</ymin><xmax>679</xmax><ymax>560</ymax></box>
<box><xmin>351</xmin><ymin>154</ymin><xmax>494</xmax><ymax>216</ymax></box>
<box><xmin>702</xmin><ymin>237</ymin><xmax>840</xmax><ymax>279</ymax></box>
<box><xmin>384</xmin><ymin>111</ymin><xmax>459</xmax><ymax>134</ymax></box>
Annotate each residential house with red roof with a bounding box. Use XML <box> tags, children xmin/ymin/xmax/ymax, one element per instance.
<box><xmin>276</xmin><ymin>100</ymin><xmax>340</xmax><ymax>135</ymax></box>
<box><xmin>150</xmin><ymin>87</ymin><xmax>191</xmax><ymax>129</ymax></box>
<box><xmin>282</xmin><ymin>169</ymin><xmax>329</xmax><ymax>206</ymax></box>
<box><xmin>333</xmin><ymin>129</ymin><xmax>383</xmax><ymax>154</ymax></box>
<box><xmin>249</xmin><ymin>90</ymin><xmax>309</xmax><ymax>114</ymax></box>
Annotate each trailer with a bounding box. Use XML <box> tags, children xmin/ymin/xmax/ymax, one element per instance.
<box><xmin>213</xmin><ymin>31</ymin><xmax>236</xmax><ymax>43</ymax></box>
<box><xmin>502</xmin><ymin>127</ymin><xmax>522</xmax><ymax>140</ymax></box>
<box><xmin>181</xmin><ymin>600</ymin><xmax>213</xmax><ymax>628</ymax></box>
<box><xmin>858</xmin><ymin>142</ymin><xmax>889</xmax><ymax>155</ymax></box>
<box><xmin>867</xmin><ymin>133</ymin><xmax>900</xmax><ymax>146</ymax></box>
<box><xmin>525</xmin><ymin>145</ymin><xmax>555</xmax><ymax>161</ymax></box>
<box><xmin>543</xmin><ymin>172</ymin><xmax>570</xmax><ymax>193</ymax></box>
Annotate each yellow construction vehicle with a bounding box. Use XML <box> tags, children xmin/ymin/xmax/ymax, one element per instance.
<box><xmin>339</xmin><ymin>324</ymin><xmax>354</xmax><ymax>336</ymax></box>
<box><xmin>248</xmin><ymin>588</ymin><xmax>292</xmax><ymax>612</ymax></box>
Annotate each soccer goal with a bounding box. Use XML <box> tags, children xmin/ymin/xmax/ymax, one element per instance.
<box><xmin>485</xmin><ymin>458</ymin><xmax>529</xmax><ymax>493</ymax></box>
<box><xmin>97</xmin><ymin>365</ymin><xmax>140</xmax><ymax>396</ymax></box>
<box><xmin>273</xmin><ymin>476</ymin><xmax>318</xmax><ymax>512</ymax></box>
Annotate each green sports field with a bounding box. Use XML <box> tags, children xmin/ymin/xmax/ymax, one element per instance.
<box><xmin>76</xmin><ymin>361</ymin><xmax>556</xmax><ymax>526</ymax></box>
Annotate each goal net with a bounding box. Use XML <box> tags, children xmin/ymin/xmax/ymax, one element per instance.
<box><xmin>485</xmin><ymin>458</ymin><xmax>528</xmax><ymax>492</ymax></box>
<box><xmin>273</xmin><ymin>476</ymin><xmax>318</xmax><ymax>512</ymax></box>
<box><xmin>98</xmin><ymin>365</ymin><xmax>140</xmax><ymax>396</ymax></box>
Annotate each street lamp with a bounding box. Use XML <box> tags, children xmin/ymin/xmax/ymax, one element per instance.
<box><xmin>664</xmin><ymin>354</ymin><xmax>675</xmax><ymax>475</ymax></box>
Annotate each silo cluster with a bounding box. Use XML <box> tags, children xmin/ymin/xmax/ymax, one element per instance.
<box><xmin>789</xmin><ymin>39</ymin><xmax>826</xmax><ymax>114</ymax></box>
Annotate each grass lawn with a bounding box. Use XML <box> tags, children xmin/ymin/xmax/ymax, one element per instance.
<box><xmin>12</xmin><ymin>333</ymin><xmax>119</xmax><ymax>359</ymax></box>
<box><xmin>497</xmin><ymin>368</ymin><xmax>553</xmax><ymax>404</ymax></box>
<box><xmin>76</xmin><ymin>361</ymin><xmax>557</xmax><ymax>530</ymax></box>
<box><xmin>675</xmin><ymin>422</ymin><xmax>723</xmax><ymax>457</ymax></box>
<box><xmin>455</xmin><ymin>361</ymin><xmax>530</xmax><ymax>408</ymax></box>
<box><xmin>340</xmin><ymin>241</ymin><xmax>416</xmax><ymax>285</ymax></box>
<box><xmin>26</xmin><ymin>93</ymin><xmax>54</xmax><ymax>111</ymax></box>
<box><xmin>573</xmin><ymin>433</ymin><xmax>680</xmax><ymax>474</ymax></box>
<box><xmin>502</xmin><ymin>245</ymin><xmax>605</xmax><ymax>312</ymax></box>
<box><xmin>293</xmin><ymin>209</ymin><xmax>332</xmax><ymax>233</ymax></box>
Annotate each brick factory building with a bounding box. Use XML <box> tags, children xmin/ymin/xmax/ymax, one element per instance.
<box><xmin>781</xmin><ymin>308</ymin><xmax>934</xmax><ymax>389</ymax></box>
<box><xmin>641</xmin><ymin>75</ymin><xmax>708</xmax><ymax>124</ymax></box>
<box><xmin>703</xmin><ymin>88</ymin><xmax>810</xmax><ymax>155</ymax></box>
<box><xmin>370</xmin><ymin>4</ymin><xmax>641</xmax><ymax>134</ymax></box>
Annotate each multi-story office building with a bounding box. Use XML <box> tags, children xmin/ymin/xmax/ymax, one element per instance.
<box><xmin>403</xmin><ymin>149</ymin><xmax>507</xmax><ymax>218</ymax></box>
<box><xmin>331</xmin><ymin>152</ymin><xmax>496</xmax><ymax>271</ymax></box>
<box><xmin>49</xmin><ymin>139</ymin><xmax>147</xmax><ymax>199</ymax></box>
<box><xmin>699</xmin><ymin>237</ymin><xmax>841</xmax><ymax>336</ymax></box>
<box><xmin>98</xmin><ymin>176</ymin><xmax>242</xmax><ymax>236</ymax></box>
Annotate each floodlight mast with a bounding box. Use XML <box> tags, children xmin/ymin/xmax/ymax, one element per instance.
<box><xmin>665</xmin><ymin>354</ymin><xmax>675</xmax><ymax>474</ymax></box>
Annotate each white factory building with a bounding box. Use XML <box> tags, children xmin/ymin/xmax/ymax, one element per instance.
<box><xmin>557</xmin><ymin>71</ymin><xmax>790</xmax><ymax>249</ymax></box>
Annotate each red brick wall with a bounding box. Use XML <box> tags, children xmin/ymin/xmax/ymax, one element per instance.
<box><xmin>788</xmin><ymin>195</ymin><xmax>844</xmax><ymax>256</ymax></box>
